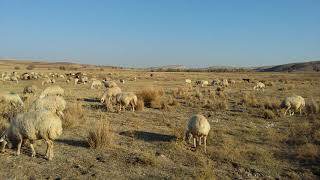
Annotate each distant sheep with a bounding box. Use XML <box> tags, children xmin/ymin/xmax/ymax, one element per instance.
<box><xmin>221</xmin><ymin>79</ymin><xmax>229</xmax><ymax>87</ymax></box>
<box><xmin>185</xmin><ymin>79</ymin><xmax>192</xmax><ymax>84</ymax></box>
<box><xmin>253</xmin><ymin>82</ymin><xmax>266</xmax><ymax>91</ymax></box>
<box><xmin>196</xmin><ymin>80</ymin><xmax>209</xmax><ymax>87</ymax></box>
<box><xmin>100</xmin><ymin>86</ymin><xmax>122</xmax><ymax>103</ymax></box>
<box><xmin>119</xmin><ymin>79</ymin><xmax>125</xmax><ymax>84</ymax></box>
<box><xmin>280</xmin><ymin>95</ymin><xmax>305</xmax><ymax>116</ymax></box>
<box><xmin>39</xmin><ymin>86</ymin><xmax>64</xmax><ymax>98</ymax></box>
<box><xmin>185</xmin><ymin>114</ymin><xmax>211</xmax><ymax>153</ymax></box>
<box><xmin>23</xmin><ymin>85</ymin><xmax>38</xmax><ymax>95</ymax></box>
<box><xmin>115</xmin><ymin>92</ymin><xmax>138</xmax><ymax>112</ymax></box>
<box><xmin>90</xmin><ymin>80</ymin><xmax>103</xmax><ymax>89</ymax></box>
<box><xmin>0</xmin><ymin>110</ymin><xmax>63</xmax><ymax>160</ymax></box>
<box><xmin>42</xmin><ymin>78</ymin><xmax>55</xmax><ymax>86</ymax></box>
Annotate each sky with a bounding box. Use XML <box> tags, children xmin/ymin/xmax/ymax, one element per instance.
<box><xmin>0</xmin><ymin>0</ymin><xmax>319</xmax><ymax>68</ymax></box>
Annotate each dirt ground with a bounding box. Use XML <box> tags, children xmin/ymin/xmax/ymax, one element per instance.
<box><xmin>0</xmin><ymin>64</ymin><xmax>320</xmax><ymax>179</ymax></box>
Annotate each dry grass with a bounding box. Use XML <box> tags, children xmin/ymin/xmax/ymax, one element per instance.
<box><xmin>135</xmin><ymin>99</ymin><xmax>145</xmax><ymax>111</ymax></box>
<box><xmin>263</xmin><ymin>109</ymin><xmax>276</xmax><ymax>119</ymax></box>
<box><xmin>87</xmin><ymin>118</ymin><xmax>113</xmax><ymax>150</ymax></box>
<box><xmin>242</xmin><ymin>92</ymin><xmax>258</xmax><ymax>107</ymax></box>
<box><xmin>63</xmin><ymin>103</ymin><xmax>85</xmax><ymax>128</ymax></box>
<box><xmin>137</xmin><ymin>87</ymin><xmax>164</xmax><ymax>108</ymax></box>
<box><xmin>295</xmin><ymin>144</ymin><xmax>319</xmax><ymax>160</ymax></box>
<box><xmin>306</xmin><ymin>99</ymin><xmax>319</xmax><ymax>115</ymax></box>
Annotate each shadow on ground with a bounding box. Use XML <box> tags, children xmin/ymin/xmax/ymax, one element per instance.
<box><xmin>120</xmin><ymin>130</ymin><xmax>176</xmax><ymax>142</ymax></box>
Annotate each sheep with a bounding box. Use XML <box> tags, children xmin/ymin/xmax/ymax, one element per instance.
<box><xmin>115</xmin><ymin>92</ymin><xmax>138</xmax><ymax>112</ymax></box>
<box><xmin>102</xmin><ymin>80</ymin><xmax>118</xmax><ymax>88</ymax></box>
<box><xmin>185</xmin><ymin>79</ymin><xmax>192</xmax><ymax>84</ymax></box>
<box><xmin>211</xmin><ymin>79</ymin><xmax>221</xmax><ymax>86</ymax></box>
<box><xmin>221</xmin><ymin>79</ymin><xmax>229</xmax><ymax>87</ymax></box>
<box><xmin>253</xmin><ymin>82</ymin><xmax>266</xmax><ymax>91</ymax></box>
<box><xmin>119</xmin><ymin>79</ymin><xmax>125</xmax><ymax>84</ymax></box>
<box><xmin>195</xmin><ymin>80</ymin><xmax>208</xmax><ymax>87</ymax></box>
<box><xmin>185</xmin><ymin>114</ymin><xmax>211</xmax><ymax>153</ymax></box>
<box><xmin>39</xmin><ymin>86</ymin><xmax>64</xmax><ymax>98</ymax></box>
<box><xmin>280</xmin><ymin>95</ymin><xmax>305</xmax><ymax>116</ymax></box>
<box><xmin>100</xmin><ymin>86</ymin><xmax>122</xmax><ymax>103</ymax></box>
<box><xmin>23</xmin><ymin>85</ymin><xmax>38</xmax><ymax>95</ymax></box>
<box><xmin>91</xmin><ymin>80</ymin><xmax>103</xmax><ymax>89</ymax></box>
<box><xmin>0</xmin><ymin>92</ymin><xmax>24</xmax><ymax>108</ymax></box>
<box><xmin>10</xmin><ymin>76</ymin><xmax>19</xmax><ymax>83</ymax></box>
<box><xmin>0</xmin><ymin>110</ymin><xmax>63</xmax><ymax>160</ymax></box>
<box><xmin>42</xmin><ymin>78</ymin><xmax>55</xmax><ymax>86</ymax></box>
<box><xmin>30</xmin><ymin>96</ymin><xmax>66</xmax><ymax>117</ymax></box>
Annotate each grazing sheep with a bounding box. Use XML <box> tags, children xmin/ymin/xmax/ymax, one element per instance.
<box><xmin>23</xmin><ymin>85</ymin><xmax>38</xmax><ymax>95</ymax></box>
<box><xmin>196</xmin><ymin>80</ymin><xmax>209</xmax><ymax>87</ymax></box>
<box><xmin>211</xmin><ymin>79</ymin><xmax>221</xmax><ymax>86</ymax></box>
<box><xmin>253</xmin><ymin>82</ymin><xmax>266</xmax><ymax>91</ymax></box>
<box><xmin>228</xmin><ymin>79</ymin><xmax>236</xmax><ymax>84</ymax></box>
<box><xmin>10</xmin><ymin>76</ymin><xmax>19</xmax><ymax>83</ymax></box>
<box><xmin>90</xmin><ymin>80</ymin><xmax>103</xmax><ymax>89</ymax></box>
<box><xmin>102</xmin><ymin>80</ymin><xmax>118</xmax><ymax>88</ymax></box>
<box><xmin>100</xmin><ymin>86</ymin><xmax>122</xmax><ymax>103</ymax></box>
<box><xmin>115</xmin><ymin>92</ymin><xmax>138</xmax><ymax>112</ymax></box>
<box><xmin>0</xmin><ymin>92</ymin><xmax>24</xmax><ymax>108</ymax></box>
<box><xmin>30</xmin><ymin>96</ymin><xmax>66</xmax><ymax>117</ymax></box>
<box><xmin>0</xmin><ymin>110</ymin><xmax>63</xmax><ymax>160</ymax></box>
<box><xmin>280</xmin><ymin>95</ymin><xmax>305</xmax><ymax>116</ymax></box>
<box><xmin>221</xmin><ymin>79</ymin><xmax>229</xmax><ymax>87</ymax></box>
<box><xmin>185</xmin><ymin>114</ymin><xmax>211</xmax><ymax>153</ymax></box>
<box><xmin>42</xmin><ymin>78</ymin><xmax>55</xmax><ymax>86</ymax></box>
<box><xmin>185</xmin><ymin>79</ymin><xmax>192</xmax><ymax>84</ymax></box>
<box><xmin>39</xmin><ymin>86</ymin><xmax>64</xmax><ymax>98</ymax></box>
<box><xmin>119</xmin><ymin>79</ymin><xmax>125</xmax><ymax>84</ymax></box>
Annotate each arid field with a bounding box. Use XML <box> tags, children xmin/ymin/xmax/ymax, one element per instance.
<box><xmin>0</xmin><ymin>61</ymin><xmax>319</xmax><ymax>179</ymax></box>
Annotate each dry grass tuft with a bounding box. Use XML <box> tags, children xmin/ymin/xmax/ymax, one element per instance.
<box><xmin>135</xmin><ymin>99</ymin><xmax>145</xmax><ymax>111</ymax></box>
<box><xmin>104</xmin><ymin>100</ymin><xmax>115</xmax><ymax>112</ymax></box>
<box><xmin>87</xmin><ymin>118</ymin><xmax>113</xmax><ymax>150</ymax></box>
<box><xmin>63</xmin><ymin>103</ymin><xmax>85</xmax><ymax>128</ymax></box>
<box><xmin>242</xmin><ymin>92</ymin><xmax>258</xmax><ymax>107</ymax></box>
<box><xmin>137</xmin><ymin>87</ymin><xmax>164</xmax><ymax>108</ymax></box>
<box><xmin>295</xmin><ymin>144</ymin><xmax>319</xmax><ymax>160</ymax></box>
<box><xmin>306</xmin><ymin>99</ymin><xmax>319</xmax><ymax>115</ymax></box>
<box><xmin>263</xmin><ymin>109</ymin><xmax>276</xmax><ymax>119</ymax></box>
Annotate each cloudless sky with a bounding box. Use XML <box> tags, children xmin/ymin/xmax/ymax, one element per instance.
<box><xmin>0</xmin><ymin>0</ymin><xmax>319</xmax><ymax>67</ymax></box>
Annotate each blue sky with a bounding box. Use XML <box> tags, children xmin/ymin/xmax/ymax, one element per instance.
<box><xmin>0</xmin><ymin>0</ymin><xmax>319</xmax><ymax>67</ymax></box>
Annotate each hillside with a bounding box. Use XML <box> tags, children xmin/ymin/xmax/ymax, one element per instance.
<box><xmin>256</xmin><ymin>61</ymin><xmax>320</xmax><ymax>72</ymax></box>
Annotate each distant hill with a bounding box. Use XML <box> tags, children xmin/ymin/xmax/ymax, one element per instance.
<box><xmin>256</xmin><ymin>61</ymin><xmax>320</xmax><ymax>72</ymax></box>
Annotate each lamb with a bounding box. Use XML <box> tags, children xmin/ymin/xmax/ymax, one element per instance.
<box><xmin>100</xmin><ymin>86</ymin><xmax>122</xmax><ymax>103</ymax></box>
<box><xmin>115</xmin><ymin>92</ymin><xmax>138</xmax><ymax>112</ymax></box>
<box><xmin>91</xmin><ymin>80</ymin><xmax>103</xmax><ymax>89</ymax></box>
<box><xmin>280</xmin><ymin>95</ymin><xmax>305</xmax><ymax>116</ymax></box>
<box><xmin>39</xmin><ymin>86</ymin><xmax>64</xmax><ymax>98</ymax></box>
<box><xmin>0</xmin><ymin>91</ymin><xmax>24</xmax><ymax>108</ymax></box>
<box><xmin>23</xmin><ymin>85</ymin><xmax>38</xmax><ymax>95</ymax></box>
<box><xmin>185</xmin><ymin>114</ymin><xmax>211</xmax><ymax>153</ymax></box>
<box><xmin>30</xmin><ymin>96</ymin><xmax>66</xmax><ymax>117</ymax></box>
<box><xmin>253</xmin><ymin>82</ymin><xmax>266</xmax><ymax>91</ymax></box>
<box><xmin>0</xmin><ymin>110</ymin><xmax>63</xmax><ymax>160</ymax></box>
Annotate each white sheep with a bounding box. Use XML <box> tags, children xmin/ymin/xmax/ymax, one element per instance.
<box><xmin>196</xmin><ymin>80</ymin><xmax>209</xmax><ymax>87</ymax></box>
<box><xmin>0</xmin><ymin>110</ymin><xmax>63</xmax><ymax>160</ymax></box>
<box><xmin>42</xmin><ymin>78</ymin><xmax>55</xmax><ymax>86</ymax></box>
<box><xmin>221</xmin><ymin>79</ymin><xmax>229</xmax><ymax>87</ymax></box>
<box><xmin>90</xmin><ymin>80</ymin><xmax>103</xmax><ymax>89</ymax></box>
<box><xmin>115</xmin><ymin>92</ymin><xmax>138</xmax><ymax>112</ymax></box>
<box><xmin>0</xmin><ymin>91</ymin><xmax>24</xmax><ymax>108</ymax></box>
<box><xmin>253</xmin><ymin>82</ymin><xmax>266</xmax><ymax>91</ymax></box>
<box><xmin>185</xmin><ymin>114</ymin><xmax>211</xmax><ymax>153</ymax></box>
<box><xmin>30</xmin><ymin>96</ymin><xmax>66</xmax><ymax>117</ymax></box>
<box><xmin>39</xmin><ymin>86</ymin><xmax>64</xmax><ymax>98</ymax></box>
<box><xmin>102</xmin><ymin>80</ymin><xmax>118</xmax><ymax>88</ymax></box>
<box><xmin>280</xmin><ymin>95</ymin><xmax>305</xmax><ymax>116</ymax></box>
<box><xmin>100</xmin><ymin>86</ymin><xmax>122</xmax><ymax>103</ymax></box>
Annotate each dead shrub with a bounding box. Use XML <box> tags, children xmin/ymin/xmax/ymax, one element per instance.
<box><xmin>306</xmin><ymin>99</ymin><xmax>319</xmax><ymax>115</ymax></box>
<box><xmin>136</xmin><ymin>99</ymin><xmax>145</xmax><ymax>111</ymax></box>
<box><xmin>265</xmin><ymin>82</ymin><xmax>274</xmax><ymax>86</ymax></box>
<box><xmin>87</xmin><ymin>119</ymin><xmax>113</xmax><ymax>149</ymax></box>
<box><xmin>216</xmin><ymin>86</ymin><xmax>224</xmax><ymax>92</ymax></box>
<box><xmin>104</xmin><ymin>100</ymin><xmax>115</xmax><ymax>112</ymax></box>
<box><xmin>242</xmin><ymin>93</ymin><xmax>258</xmax><ymax>107</ymax></box>
<box><xmin>216</xmin><ymin>91</ymin><xmax>225</xmax><ymax>98</ymax></box>
<box><xmin>173</xmin><ymin>87</ymin><xmax>187</xmax><ymax>99</ymax></box>
<box><xmin>63</xmin><ymin>103</ymin><xmax>85</xmax><ymax>128</ymax></box>
<box><xmin>263</xmin><ymin>109</ymin><xmax>276</xmax><ymax>119</ymax></box>
<box><xmin>263</xmin><ymin>98</ymin><xmax>279</xmax><ymax>110</ymax></box>
<box><xmin>137</xmin><ymin>87</ymin><xmax>163</xmax><ymax>108</ymax></box>
<box><xmin>295</xmin><ymin>144</ymin><xmax>319</xmax><ymax>160</ymax></box>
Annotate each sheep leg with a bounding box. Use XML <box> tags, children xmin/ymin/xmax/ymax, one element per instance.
<box><xmin>16</xmin><ymin>137</ymin><xmax>23</xmax><ymax>156</ymax></box>
<box><xmin>193</xmin><ymin>137</ymin><xmax>197</xmax><ymax>148</ymax></box>
<box><xmin>204</xmin><ymin>136</ymin><xmax>207</xmax><ymax>154</ymax></box>
<box><xmin>29</xmin><ymin>140</ymin><xmax>36</xmax><ymax>157</ymax></box>
<box><xmin>45</xmin><ymin>140</ymin><xmax>50</xmax><ymax>158</ymax></box>
<box><xmin>49</xmin><ymin>141</ymin><xmax>54</xmax><ymax>160</ymax></box>
<box><xmin>1</xmin><ymin>140</ymin><xmax>7</xmax><ymax>153</ymax></box>
<box><xmin>284</xmin><ymin>107</ymin><xmax>290</xmax><ymax>116</ymax></box>
<box><xmin>199</xmin><ymin>137</ymin><xmax>202</xmax><ymax>145</ymax></box>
